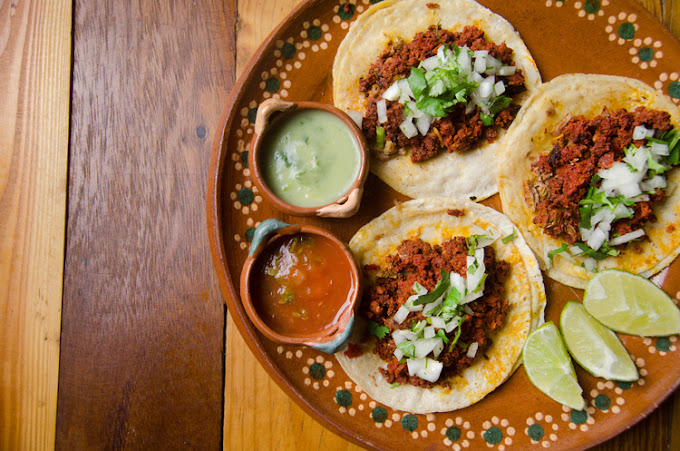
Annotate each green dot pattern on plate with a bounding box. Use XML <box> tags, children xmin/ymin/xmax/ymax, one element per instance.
<box><xmin>483</xmin><ymin>426</ymin><xmax>503</xmax><ymax>445</ymax></box>
<box><xmin>527</xmin><ymin>424</ymin><xmax>544</xmax><ymax>441</ymax></box>
<box><xmin>371</xmin><ymin>406</ymin><xmax>388</xmax><ymax>423</ymax></box>
<box><xmin>595</xmin><ymin>394</ymin><xmax>611</xmax><ymax>410</ymax></box>
<box><xmin>570</xmin><ymin>410</ymin><xmax>588</xmax><ymax>425</ymax></box>
<box><xmin>657</xmin><ymin>337</ymin><xmax>672</xmax><ymax>352</ymax></box>
<box><xmin>618</xmin><ymin>23</ymin><xmax>635</xmax><ymax>40</ymax></box>
<box><xmin>308</xmin><ymin>25</ymin><xmax>322</xmax><ymax>40</ymax></box>
<box><xmin>335</xmin><ymin>389</ymin><xmax>352</xmax><ymax>407</ymax></box>
<box><xmin>241</xmin><ymin>150</ymin><xmax>249</xmax><ymax>168</ymax></box>
<box><xmin>638</xmin><ymin>47</ymin><xmax>654</xmax><ymax>61</ymax></box>
<box><xmin>584</xmin><ymin>0</ymin><xmax>600</xmax><ymax>13</ymax></box>
<box><xmin>617</xmin><ymin>380</ymin><xmax>633</xmax><ymax>390</ymax></box>
<box><xmin>446</xmin><ymin>426</ymin><xmax>462</xmax><ymax>442</ymax></box>
<box><xmin>338</xmin><ymin>3</ymin><xmax>355</xmax><ymax>20</ymax></box>
<box><xmin>245</xmin><ymin>227</ymin><xmax>256</xmax><ymax>242</ymax></box>
<box><xmin>281</xmin><ymin>42</ymin><xmax>296</xmax><ymax>59</ymax></box>
<box><xmin>309</xmin><ymin>362</ymin><xmax>326</xmax><ymax>380</ymax></box>
<box><xmin>265</xmin><ymin>78</ymin><xmax>280</xmax><ymax>93</ymax></box>
<box><xmin>401</xmin><ymin>414</ymin><xmax>418</xmax><ymax>431</ymax></box>
<box><xmin>238</xmin><ymin>188</ymin><xmax>254</xmax><ymax>205</ymax></box>
<box><xmin>248</xmin><ymin>107</ymin><xmax>258</xmax><ymax>124</ymax></box>
<box><xmin>669</xmin><ymin>81</ymin><xmax>680</xmax><ymax>99</ymax></box>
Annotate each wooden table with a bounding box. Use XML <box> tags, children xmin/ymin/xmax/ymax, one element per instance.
<box><xmin>2</xmin><ymin>0</ymin><xmax>680</xmax><ymax>449</ymax></box>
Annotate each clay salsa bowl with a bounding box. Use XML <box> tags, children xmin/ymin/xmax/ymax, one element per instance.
<box><xmin>239</xmin><ymin>218</ymin><xmax>362</xmax><ymax>353</ymax></box>
<box><xmin>248</xmin><ymin>99</ymin><xmax>370</xmax><ymax>218</ymax></box>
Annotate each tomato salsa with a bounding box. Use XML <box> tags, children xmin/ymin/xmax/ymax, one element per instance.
<box><xmin>251</xmin><ymin>232</ymin><xmax>356</xmax><ymax>336</ymax></box>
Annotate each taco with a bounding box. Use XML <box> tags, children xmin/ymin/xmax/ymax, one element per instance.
<box><xmin>498</xmin><ymin>73</ymin><xmax>680</xmax><ymax>289</ymax></box>
<box><xmin>335</xmin><ymin>198</ymin><xmax>545</xmax><ymax>414</ymax></box>
<box><xmin>332</xmin><ymin>0</ymin><xmax>541</xmax><ymax>201</ymax></box>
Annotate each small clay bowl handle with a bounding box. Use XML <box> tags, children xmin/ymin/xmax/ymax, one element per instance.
<box><xmin>248</xmin><ymin>218</ymin><xmax>291</xmax><ymax>257</ymax></box>
<box><xmin>253</xmin><ymin>99</ymin><xmax>297</xmax><ymax>137</ymax></box>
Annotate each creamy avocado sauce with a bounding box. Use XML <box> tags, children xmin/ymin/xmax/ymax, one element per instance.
<box><xmin>259</xmin><ymin>109</ymin><xmax>361</xmax><ymax>208</ymax></box>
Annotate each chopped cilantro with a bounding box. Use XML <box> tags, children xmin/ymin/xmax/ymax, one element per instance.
<box><xmin>501</xmin><ymin>231</ymin><xmax>517</xmax><ymax>244</ymax></box>
<box><xmin>413</xmin><ymin>270</ymin><xmax>450</xmax><ymax>305</ymax></box>
<box><xmin>448</xmin><ymin>317</ymin><xmax>466</xmax><ymax>352</ymax></box>
<box><xmin>375</xmin><ymin>126</ymin><xmax>386</xmax><ymax>148</ymax></box>
<box><xmin>397</xmin><ymin>341</ymin><xmax>416</xmax><ymax>359</ymax></box>
<box><xmin>548</xmin><ymin>243</ymin><xmax>569</xmax><ymax>266</ymax></box>
<box><xmin>368</xmin><ymin>320</ymin><xmax>389</xmax><ymax>339</ymax></box>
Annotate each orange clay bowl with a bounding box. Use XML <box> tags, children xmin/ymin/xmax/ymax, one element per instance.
<box><xmin>239</xmin><ymin>218</ymin><xmax>362</xmax><ymax>353</ymax></box>
<box><xmin>248</xmin><ymin>98</ymin><xmax>369</xmax><ymax>218</ymax></box>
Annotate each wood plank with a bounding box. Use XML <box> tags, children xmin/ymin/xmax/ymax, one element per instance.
<box><xmin>224</xmin><ymin>313</ymin><xmax>361</xmax><ymax>450</ymax></box>
<box><xmin>0</xmin><ymin>0</ymin><xmax>72</xmax><ymax>449</ymax></box>
<box><xmin>55</xmin><ymin>1</ymin><xmax>236</xmax><ymax>447</ymax></box>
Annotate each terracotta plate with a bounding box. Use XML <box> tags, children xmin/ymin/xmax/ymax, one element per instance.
<box><xmin>207</xmin><ymin>0</ymin><xmax>680</xmax><ymax>449</ymax></box>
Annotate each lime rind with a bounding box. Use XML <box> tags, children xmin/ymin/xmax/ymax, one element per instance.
<box><xmin>523</xmin><ymin>322</ymin><xmax>585</xmax><ymax>411</ymax></box>
<box><xmin>560</xmin><ymin>301</ymin><xmax>638</xmax><ymax>382</ymax></box>
<box><xmin>584</xmin><ymin>269</ymin><xmax>680</xmax><ymax>337</ymax></box>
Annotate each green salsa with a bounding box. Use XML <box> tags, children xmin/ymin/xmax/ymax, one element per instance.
<box><xmin>259</xmin><ymin>109</ymin><xmax>361</xmax><ymax>208</ymax></box>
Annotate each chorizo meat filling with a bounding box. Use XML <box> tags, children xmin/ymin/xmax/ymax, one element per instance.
<box><xmin>360</xmin><ymin>25</ymin><xmax>527</xmax><ymax>162</ymax></box>
<box><xmin>347</xmin><ymin>237</ymin><xmax>510</xmax><ymax>388</ymax></box>
<box><xmin>526</xmin><ymin>106</ymin><xmax>680</xmax><ymax>262</ymax></box>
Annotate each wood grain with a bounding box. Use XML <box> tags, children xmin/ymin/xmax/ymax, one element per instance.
<box><xmin>225</xmin><ymin>0</ymin><xmax>680</xmax><ymax>450</ymax></box>
<box><xmin>0</xmin><ymin>0</ymin><xmax>72</xmax><ymax>449</ymax></box>
<box><xmin>55</xmin><ymin>1</ymin><xmax>236</xmax><ymax>448</ymax></box>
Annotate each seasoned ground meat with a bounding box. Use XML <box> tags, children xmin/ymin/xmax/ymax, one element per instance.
<box><xmin>527</xmin><ymin>107</ymin><xmax>671</xmax><ymax>244</ymax></box>
<box><xmin>360</xmin><ymin>25</ymin><xmax>526</xmax><ymax>163</ymax></box>
<box><xmin>355</xmin><ymin>238</ymin><xmax>510</xmax><ymax>387</ymax></box>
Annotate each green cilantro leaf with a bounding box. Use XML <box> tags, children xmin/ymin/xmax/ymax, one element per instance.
<box><xmin>368</xmin><ymin>320</ymin><xmax>389</xmax><ymax>339</ymax></box>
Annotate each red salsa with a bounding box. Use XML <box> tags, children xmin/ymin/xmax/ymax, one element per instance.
<box><xmin>251</xmin><ymin>233</ymin><xmax>356</xmax><ymax>336</ymax></box>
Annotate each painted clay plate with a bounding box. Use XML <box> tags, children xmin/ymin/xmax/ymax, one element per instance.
<box><xmin>207</xmin><ymin>0</ymin><xmax>680</xmax><ymax>449</ymax></box>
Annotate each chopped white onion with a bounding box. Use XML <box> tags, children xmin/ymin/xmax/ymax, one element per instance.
<box><xmin>416</xmin><ymin>114</ymin><xmax>433</xmax><ymax>135</ymax></box>
<box><xmin>497</xmin><ymin>65</ymin><xmax>516</xmax><ymax>76</ymax></box>
<box><xmin>474</xmin><ymin>55</ymin><xmax>487</xmax><ymax>74</ymax></box>
<box><xmin>484</xmin><ymin>55</ymin><xmax>502</xmax><ymax>74</ymax></box>
<box><xmin>397</xmin><ymin>78</ymin><xmax>414</xmax><ymax>102</ymax></box>
<box><xmin>376</xmin><ymin>99</ymin><xmax>388</xmax><ymax>123</ymax></box>
<box><xmin>609</xmin><ymin>229</ymin><xmax>646</xmax><ymax>246</ymax></box>
<box><xmin>414</xmin><ymin>338</ymin><xmax>443</xmax><ymax>359</ymax></box>
<box><xmin>445</xmin><ymin>316</ymin><xmax>462</xmax><ymax>333</ymax></box>
<box><xmin>494</xmin><ymin>81</ymin><xmax>506</xmax><ymax>96</ymax></box>
<box><xmin>382</xmin><ymin>83</ymin><xmax>402</xmax><ymax>101</ymax></box>
<box><xmin>650</xmin><ymin>141</ymin><xmax>670</xmax><ymax>156</ymax></box>
<box><xmin>407</xmin><ymin>357</ymin><xmax>443</xmax><ymax>383</ymax></box>
<box><xmin>466</xmin><ymin>342</ymin><xmax>479</xmax><ymax>358</ymax></box>
<box><xmin>457</xmin><ymin>48</ymin><xmax>472</xmax><ymax>72</ymax></box>
<box><xmin>393</xmin><ymin>305</ymin><xmax>410</xmax><ymax>324</ymax></box>
<box><xmin>584</xmin><ymin>257</ymin><xmax>598</xmax><ymax>271</ymax></box>
<box><xmin>585</xmin><ymin>226</ymin><xmax>608</xmax><ymax>251</ymax></box>
<box><xmin>423</xmin><ymin>326</ymin><xmax>436</xmax><ymax>339</ymax></box>
<box><xmin>392</xmin><ymin>329</ymin><xmax>417</xmax><ymax>345</ymax></box>
<box><xmin>429</xmin><ymin>316</ymin><xmax>446</xmax><ymax>330</ymax></box>
<box><xmin>640</xmin><ymin>174</ymin><xmax>667</xmax><ymax>192</ymax></box>
<box><xmin>421</xmin><ymin>55</ymin><xmax>440</xmax><ymax>71</ymax></box>
<box><xmin>400</xmin><ymin>116</ymin><xmax>418</xmax><ymax>138</ymax></box>
<box><xmin>477</xmin><ymin>76</ymin><xmax>495</xmax><ymax>99</ymax></box>
<box><xmin>346</xmin><ymin>110</ymin><xmax>363</xmax><ymax>128</ymax></box>
<box><xmin>623</xmin><ymin>147</ymin><xmax>648</xmax><ymax>173</ymax></box>
<box><xmin>394</xmin><ymin>348</ymin><xmax>404</xmax><ymax>361</ymax></box>
<box><xmin>633</xmin><ymin>125</ymin><xmax>654</xmax><ymax>140</ymax></box>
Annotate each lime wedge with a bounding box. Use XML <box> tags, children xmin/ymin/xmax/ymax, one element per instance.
<box><xmin>584</xmin><ymin>269</ymin><xmax>680</xmax><ymax>337</ymax></box>
<box><xmin>523</xmin><ymin>322</ymin><xmax>585</xmax><ymax>410</ymax></box>
<box><xmin>561</xmin><ymin>301</ymin><xmax>638</xmax><ymax>381</ymax></box>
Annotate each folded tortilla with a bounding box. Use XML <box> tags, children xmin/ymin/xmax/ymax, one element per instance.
<box><xmin>498</xmin><ymin>73</ymin><xmax>680</xmax><ymax>289</ymax></box>
<box><xmin>332</xmin><ymin>0</ymin><xmax>541</xmax><ymax>201</ymax></box>
<box><xmin>335</xmin><ymin>198</ymin><xmax>546</xmax><ymax>413</ymax></box>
